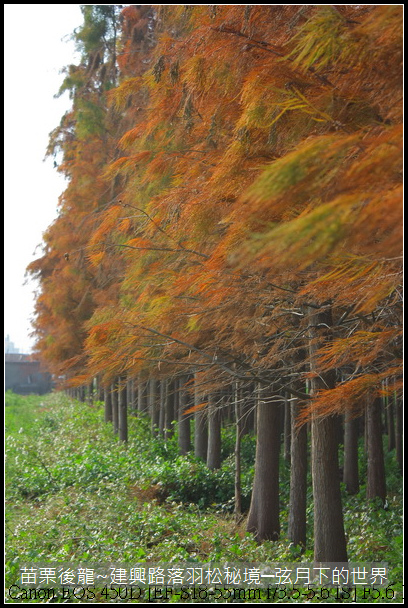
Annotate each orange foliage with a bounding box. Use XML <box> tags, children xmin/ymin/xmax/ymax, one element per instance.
<box><xmin>28</xmin><ymin>5</ymin><xmax>402</xmax><ymax>406</ymax></box>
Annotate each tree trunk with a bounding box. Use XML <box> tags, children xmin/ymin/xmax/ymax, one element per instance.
<box><xmin>246</xmin><ymin>384</ymin><xmax>280</xmax><ymax>542</ymax></box>
<box><xmin>283</xmin><ymin>395</ymin><xmax>291</xmax><ymax>464</ymax></box>
<box><xmin>158</xmin><ymin>380</ymin><xmax>166</xmax><ymax>437</ymax></box>
<box><xmin>241</xmin><ymin>385</ymin><xmax>255</xmax><ymax>435</ymax></box>
<box><xmin>149</xmin><ymin>378</ymin><xmax>159</xmax><ymax>436</ymax></box>
<box><xmin>366</xmin><ymin>396</ymin><xmax>386</xmax><ymax>503</ymax></box>
<box><xmin>387</xmin><ymin>401</ymin><xmax>395</xmax><ymax>451</ymax></box>
<box><xmin>395</xmin><ymin>388</ymin><xmax>403</xmax><ymax>474</ymax></box>
<box><xmin>87</xmin><ymin>381</ymin><xmax>94</xmax><ymax>405</ymax></box>
<box><xmin>363</xmin><ymin>406</ymin><xmax>368</xmax><ymax>454</ymax></box>
<box><xmin>96</xmin><ymin>375</ymin><xmax>104</xmax><ymax>401</ymax></box>
<box><xmin>234</xmin><ymin>380</ymin><xmax>242</xmax><ymax>519</ymax></box>
<box><xmin>104</xmin><ymin>387</ymin><xmax>112</xmax><ymax>423</ymax></box>
<box><xmin>288</xmin><ymin>401</ymin><xmax>307</xmax><ymax>548</ymax></box>
<box><xmin>137</xmin><ymin>376</ymin><xmax>148</xmax><ymax>414</ymax></box>
<box><xmin>128</xmin><ymin>377</ymin><xmax>135</xmax><ymax>412</ymax></box>
<box><xmin>385</xmin><ymin>379</ymin><xmax>395</xmax><ymax>451</ymax></box>
<box><xmin>118</xmin><ymin>376</ymin><xmax>128</xmax><ymax>443</ymax></box>
<box><xmin>194</xmin><ymin>373</ymin><xmax>207</xmax><ymax>460</ymax></box>
<box><xmin>165</xmin><ymin>379</ymin><xmax>175</xmax><ymax>439</ymax></box>
<box><xmin>343</xmin><ymin>411</ymin><xmax>360</xmax><ymax>494</ymax></box>
<box><xmin>178</xmin><ymin>377</ymin><xmax>191</xmax><ymax>454</ymax></box>
<box><xmin>309</xmin><ymin>307</ymin><xmax>348</xmax><ymax>562</ymax></box>
<box><xmin>111</xmin><ymin>380</ymin><xmax>119</xmax><ymax>434</ymax></box>
<box><xmin>312</xmin><ymin>415</ymin><xmax>348</xmax><ymax>561</ymax></box>
<box><xmin>207</xmin><ymin>396</ymin><xmax>221</xmax><ymax>470</ymax></box>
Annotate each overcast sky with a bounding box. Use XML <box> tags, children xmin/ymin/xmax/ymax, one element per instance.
<box><xmin>4</xmin><ymin>4</ymin><xmax>83</xmax><ymax>353</ymax></box>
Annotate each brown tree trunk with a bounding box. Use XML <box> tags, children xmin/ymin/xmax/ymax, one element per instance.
<box><xmin>288</xmin><ymin>401</ymin><xmax>307</xmax><ymax>548</ymax></box>
<box><xmin>343</xmin><ymin>411</ymin><xmax>360</xmax><ymax>494</ymax></box>
<box><xmin>165</xmin><ymin>379</ymin><xmax>176</xmax><ymax>439</ymax></box>
<box><xmin>104</xmin><ymin>387</ymin><xmax>112</xmax><ymax>423</ymax></box>
<box><xmin>194</xmin><ymin>373</ymin><xmax>208</xmax><ymax>460</ymax></box>
<box><xmin>312</xmin><ymin>415</ymin><xmax>348</xmax><ymax>561</ymax></box>
<box><xmin>366</xmin><ymin>396</ymin><xmax>386</xmax><ymax>503</ymax></box>
<box><xmin>247</xmin><ymin>384</ymin><xmax>280</xmax><ymax>542</ymax></box>
<box><xmin>207</xmin><ymin>396</ymin><xmax>222</xmax><ymax>470</ymax></box>
<box><xmin>395</xmin><ymin>389</ymin><xmax>403</xmax><ymax>474</ymax></box>
<box><xmin>111</xmin><ymin>380</ymin><xmax>119</xmax><ymax>434</ymax></box>
<box><xmin>241</xmin><ymin>386</ymin><xmax>255</xmax><ymax>435</ymax></box>
<box><xmin>149</xmin><ymin>378</ymin><xmax>159</xmax><ymax>436</ymax></box>
<box><xmin>96</xmin><ymin>375</ymin><xmax>104</xmax><ymax>401</ymax></box>
<box><xmin>137</xmin><ymin>376</ymin><xmax>148</xmax><ymax>414</ymax></box>
<box><xmin>118</xmin><ymin>376</ymin><xmax>128</xmax><ymax>443</ymax></box>
<box><xmin>234</xmin><ymin>381</ymin><xmax>242</xmax><ymax>519</ymax></box>
<box><xmin>363</xmin><ymin>406</ymin><xmax>369</xmax><ymax>454</ymax></box>
<box><xmin>387</xmin><ymin>401</ymin><xmax>395</xmax><ymax>451</ymax></box>
<box><xmin>283</xmin><ymin>395</ymin><xmax>291</xmax><ymax>464</ymax></box>
<box><xmin>87</xmin><ymin>381</ymin><xmax>94</xmax><ymax>405</ymax></box>
<box><xmin>159</xmin><ymin>379</ymin><xmax>166</xmax><ymax>437</ymax></box>
<box><xmin>128</xmin><ymin>377</ymin><xmax>135</xmax><ymax>412</ymax></box>
<box><xmin>178</xmin><ymin>377</ymin><xmax>191</xmax><ymax>454</ymax></box>
<box><xmin>385</xmin><ymin>379</ymin><xmax>395</xmax><ymax>451</ymax></box>
<box><xmin>309</xmin><ymin>307</ymin><xmax>348</xmax><ymax>562</ymax></box>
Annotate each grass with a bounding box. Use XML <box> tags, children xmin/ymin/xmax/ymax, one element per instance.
<box><xmin>5</xmin><ymin>391</ymin><xmax>403</xmax><ymax>603</ymax></box>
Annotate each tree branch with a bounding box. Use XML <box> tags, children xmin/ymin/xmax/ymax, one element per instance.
<box><xmin>211</xmin><ymin>25</ymin><xmax>334</xmax><ymax>87</ymax></box>
<box><xmin>127</xmin><ymin>322</ymin><xmax>310</xmax><ymax>400</ymax></box>
<box><xmin>117</xmin><ymin>202</ymin><xmax>210</xmax><ymax>259</ymax></box>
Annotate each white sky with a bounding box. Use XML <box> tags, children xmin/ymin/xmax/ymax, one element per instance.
<box><xmin>4</xmin><ymin>4</ymin><xmax>83</xmax><ymax>354</ymax></box>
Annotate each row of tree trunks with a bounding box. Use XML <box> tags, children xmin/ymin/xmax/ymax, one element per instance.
<box><xmin>96</xmin><ymin>373</ymin><xmax>256</xmax><ymax>460</ymax></box>
<box><xmin>70</xmin><ymin>362</ymin><xmax>397</xmax><ymax>565</ymax></box>
<box><xmin>74</xmin><ymin>338</ymin><xmax>395</xmax><ymax>566</ymax></box>
<box><xmin>235</xmin><ymin>307</ymin><xmax>349</xmax><ymax>559</ymax></box>
<box><xmin>77</xmin><ymin>372</ymin><xmax>399</xmax><ymax>502</ymax></box>
<box><xmin>73</xmin><ymin>370</ymin><xmax>399</xmax><ymax>502</ymax></box>
<box><xmin>100</xmin><ymin>375</ymin><xmax>224</xmax><ymax>463</ymax></box>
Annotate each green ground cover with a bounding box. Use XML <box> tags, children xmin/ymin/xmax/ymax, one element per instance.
<box><xmin>5</xmin><ymin>392</ymin><xmax>403</xmax><ymax>603</ymax></box>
